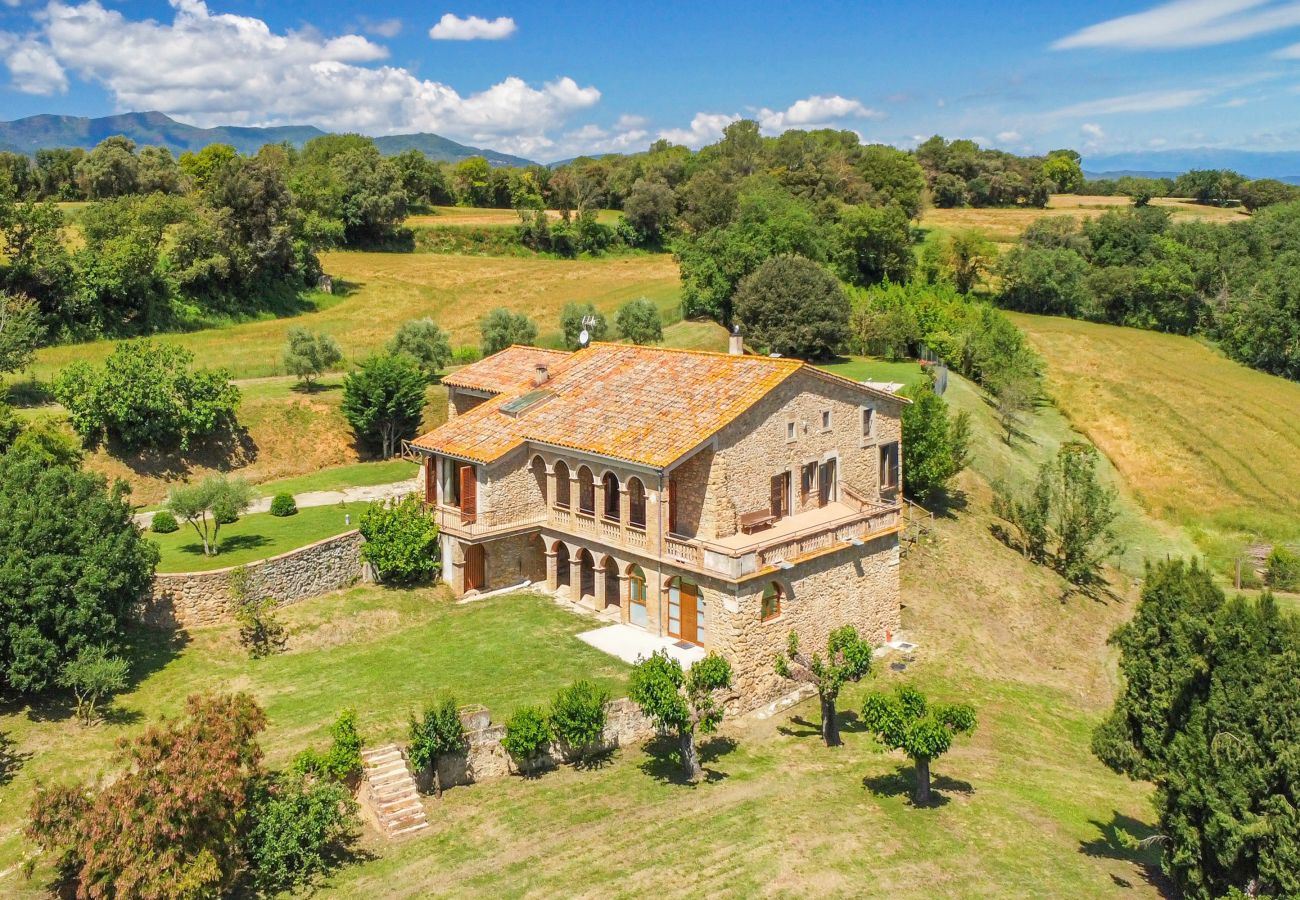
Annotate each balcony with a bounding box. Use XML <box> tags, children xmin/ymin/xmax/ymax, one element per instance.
<box><xmin>434</xmin><ymin>504</ymin><xmax>545</xmax><ymax>539</ymax></box>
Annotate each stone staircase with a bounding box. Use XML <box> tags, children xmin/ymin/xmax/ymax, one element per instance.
<box><xmin>361</xmin><ymin>744</ymin><xmax>429</xmax><ymax>837</ymax></box>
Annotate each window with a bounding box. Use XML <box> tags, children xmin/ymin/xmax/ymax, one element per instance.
<box><xmin>786</xmin><ymin>420</ymin><xmax>797</xmax><ymax>442</ymax></box>
<box><xmin>761</xmin><ymin>583</ymin><xmax>782</xmax><ymax>621</ymax></box>
<box><xmin>821</xmin><ymin>409</ymin><xmax>832</xmax><ymax>431</ymax></box>
<box><xmin>628</xmin><ymin>566</ymin><xmax>648</xmax><ymax>627</ymax></box>
<box><xmin>577</xmin><ymin>466</ymin><xmax>595</xmax><ymax>515</ymax></box>
<box><xmin>627</xmin><ymin>478</ymin><xmax>647</xmax><ymax>529</ymax></box>
<box><xmin>880</xmin><ymin>441</ymin><xmax>900</xmax><ymax>493</ymax></box>
<box><xmin>554</xmin><ymin>460</ymin><xmax>571</xmax><ymax>509</ymax></box>
<box><xmin>602</xmin><ymin>472</ymin><xmax>620</xmax><ymax>521</ymax></box>
<box><xmin>800</xmin><ymin>462</ymin><xmax>817</xmax><ymax>498</ymax></box>
<box><xmin>862</xmin><ymin>406</ymin><xmax>875</xmax><ymax>440</ymax></box>
<box><xmin>770</xmin><ymin>471</ymin><xmax>791</xmax><ymax>518</ymax></box>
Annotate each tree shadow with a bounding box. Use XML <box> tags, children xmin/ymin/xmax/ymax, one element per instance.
<box><xmin>209</xmin><ymin>534</ymin><xmax>273</xmax><ymax>555</ymax></box>
<box><xmin>120</xmin><ymin>625</ymin><xmax>190</xmax><ymax>692</ymax></box>
<box><xmin>861</xmin><ymin>765</ymin><xmax>974</xmax><ymax>808</ymax></box>
<box><xmin>1079</xmin><ymin>811</ymin><xmax>1176</xmax><ymax>897</ymax></box>
<box><xmin>99</xmin><ymin>705</ymin><xmax>144</xmax><ymax>727</ymax></box>
<box><xmin>289</xmin><ymin>381</ymin><xmax>344</xmax><ymax>396</ymax></box>
<box><xmin>924</xmin><ymin>489</ymin><xmax>968</xmax><ymax>520</ymax></box>
<box><xmin>4</xmin><ymin>376</ymin><xmax>54</xmax><ymax>407</ymax></box>
<box><xmin>778</xmin><ymin>709</ymin><xmax>868</xmax><ymax>740</ymax></box>
<box><xmin>113</xmin><ymin>422</ymin><xmax>258</xmax><ymax>483</ymax></box>
<box><xmin>637</xmin><ymin>734</ymin><xmax>735</xmax><ymax>786</ymax></box>
<box><xmin>0</xmin><ymin>729</ymin><xmax>32</xmax><ymax>786</ymax></box>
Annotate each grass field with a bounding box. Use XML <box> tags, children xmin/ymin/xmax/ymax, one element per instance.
<box><xmin>818</xmin><ymin>356</ymin><xmax>930</xmax><ymax>389</ymax></box>
<box><xmin>920</xmin><ymin>194</ymin><xmax>1248</xmax><ymax>246</ymax></box>
<box><xmin>27</xmin><ymin>251</ymin><xmax>680</xmax><ymax>382</ymax></box>
<box><xmin>250</xmin><ymin>458</ymin><xmax>417</xmax><ymax>498</ymax></box>
<box><xmin>151</xmin><ymin>501</ymin><xmax>369</xmax><ymax>573</ymax></box>
<box><xmin>1012</xmin><ymin>313</ymin><xmax>1300</xmax><ymax>578</ymax></box>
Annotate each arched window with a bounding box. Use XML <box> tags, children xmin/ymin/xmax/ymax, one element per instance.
<box><xmin>577</xmin><ymin>466</ymin><xmax>595</xmax><ymax>516</ymax></box>
<box><xmin>531</xmin><ymin>456</ymin><xmax>548</xmax><ymax>504</ymax></box>
<box><xmin>602</xmin><ymin>472</ymin><xmax>620</xmax><ymax>520</ymax></box>
<box><xmin>761</xmin><ymin>582</ymin><xmax>782</xmax><ymax>622</ymax></box>
<box><xmin>554</xmin><ymin>460</ymin><xmax>571</xmax><ymax>509</ymax></box>
<box><xmin>627</xmin><ymin>565</ymin><xmax>648</xmax><ymax>627</ymax></box>
<box><xmin>627</xmin><ymin>477</ymin><xmax>647</xmax><ymax>529</ymax></box>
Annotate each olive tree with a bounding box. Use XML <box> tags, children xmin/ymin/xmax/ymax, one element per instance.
<box><xmin>166</xmin><ymin>474</ymin><xmax>256</xmax><ymax>556</ymax></box>
<box><xmin>57</xmin><ymin>645</ymin><xmax>129</xmax><ymax>724</ymax></box>
<box><xmin>774</xmin><ymin>626</ymin><xmax>873</xmax><ymax>747</ymax></box>
<box><xmin>615</xmin><ymin>297</ymin><xmax>663</xmax><ymax>345</ymax></box>
<box><xmin>861</xmin><ymin>684</ymin><xmax>976</xmax><ymax>804</ymax></box>
<box><xmin>387</xmin><ymin>318</ymin><xmax>452</xmax><ymax>381</ymax></box>
<box><xmin>479</xmin><ymin>308</ymin><xmax>538</xmax><ymax>357</ymax></box>
<box><xmin>283</xmin><ymin>327</ymin><xmax>343</xmax><ymax>391</ymax></box>
<box><xmin>628</xmin><ymin>651</ymin><xmax>733</xmax><ymax>782</ymax></box>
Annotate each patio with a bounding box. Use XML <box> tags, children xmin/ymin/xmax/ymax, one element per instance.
<box><xmin>577</xmin><ymin>623</ymin><xmax>707</xmax><ymax>669</ymax></box>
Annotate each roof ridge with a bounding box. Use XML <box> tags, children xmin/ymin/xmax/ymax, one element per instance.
<box><xmin>585</xmin><ymin>340</ymin><xmax>802</xmax><ymax>367</ymax></box>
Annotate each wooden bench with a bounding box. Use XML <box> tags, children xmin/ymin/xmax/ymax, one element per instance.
<box><xmin>738</xmin><ymin>509</ymin><xmax>778</xmax><ymax>534</ymax></box>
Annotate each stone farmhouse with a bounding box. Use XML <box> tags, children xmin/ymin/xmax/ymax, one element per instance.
<box><xmin>409</xmin><ymin>338</ymin><xmax>907</xmax><ymax>702</ymax></box>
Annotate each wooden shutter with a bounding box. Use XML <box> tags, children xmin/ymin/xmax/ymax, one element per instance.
<box><xmin>667</xmin><ymin>477</ymin><xmax>679</xmax><ymax>535</ymax></box>
<box><xmin>770</xmin><ymin>473</ymin><xmax>788</xmax><ymax>518</ymax></box>
<box><xmin>424</xmin><ymin>458</ymin><xmax>435</xmax><ymax>506</ymax></box>
<box><xmin>460</xmin><ymin>465</ymin><xmax>477</xmax><ymax>524</ymax></box>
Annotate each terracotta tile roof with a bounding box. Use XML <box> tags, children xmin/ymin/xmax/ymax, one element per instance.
<box><xmin>415</xmin><ymin>343</ymin><xmax>899</xmax><ymax>468</ymax></box>
<box><xmin>442</xmin><ymin>345</ymin><xmax>573</xmax><ymax>395</ymax></box>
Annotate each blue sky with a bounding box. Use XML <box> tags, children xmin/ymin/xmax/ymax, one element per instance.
<box><xmin>3</xmin><ymin>0</ymin><xmax>1300</xmax><ymax>161</ymax></box>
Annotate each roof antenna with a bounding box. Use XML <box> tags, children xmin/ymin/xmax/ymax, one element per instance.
<box><xmin>579</xmin><ymin>314</ymin><xmax>597</xmax><ymax>348</ymax></box>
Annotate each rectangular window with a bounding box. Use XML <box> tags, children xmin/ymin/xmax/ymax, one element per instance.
<box><xmin>880</xmin><ymin>442</ymin><xmax>900</xmax><ymax>493</ymax></box>
<box><xmin>821</xmin><ymin>409</ymin><xmax>831</xmax><ymax>431</ymax></box>
<box><xmin>862</xmin><ymin>406</ymin><xmax>875</xmax><ymax>439</ymax></box>
<box><xmin>761</xmin><ymin>584</ymin><xmax>782</xmax><ymax>622</ymax></box>
<box><xmin>785</xmin><ymin>420</ymin><xmax>796</xmax><ymax>442</ymax></box>
<box><xmin>800</xmin><ymin>462</ymin><xmax>817</xmax><ymax>498</ymax></box>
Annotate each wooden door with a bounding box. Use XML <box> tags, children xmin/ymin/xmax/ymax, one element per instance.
<box><xmin>669</xmin><ymin>579</ymin><xmax>700</xmax><ymax>644</ymax></box>
<box><xmin>818</xmin><ymin>458</ymin><xmax>837</xmax><ymax>507</ymax></box>
<box><xmin>459</xmin><ymin>464</ymin><xmax>477</xmax><ymax>524</ymax></box>
<box><xmin>770</xmin><ymin>471</ymin><xmax>790</xmax><ymax>519</ymax></box>
<box><xmin>464</xmin><ymin>543</ymin><xmax>485</xmax><ymax>591</ymax></box>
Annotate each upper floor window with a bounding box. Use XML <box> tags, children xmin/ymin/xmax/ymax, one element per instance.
<box><xmin>862</xmin><ymin>406</ymin><xmax>875</xmax><ymax>440</ymax></box>
<box><xmin>785</xmin><ymin>420</ymin><xmax>797</xmax><ymax>442</ymax></box>
<box><xmin>880</xmin><ymin>441</ymin><xmax>900</xmax><ymax>493</ymax></box>
<box><xmin>821</xmin><ymin>409</ymin><xmax>832</xmax><ymax>432</ymax></box>
<box><xmin>628</xmin><ymin>477</ymin><xmax>647</xmax><ymax>529</ymax></box>
<box><xmin>761</xmin><ymin>582</ymin><xmax>783</xmax><ymax>621</ymax></box>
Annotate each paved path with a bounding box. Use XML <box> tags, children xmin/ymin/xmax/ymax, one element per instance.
<box><xmin>134</xmin><ymin>477</ymin><xmax>420</xmax><ymax>527</ymax></box>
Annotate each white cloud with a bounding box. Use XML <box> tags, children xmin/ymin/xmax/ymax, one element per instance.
<box><xmin>0</xmin><ymin>33</ymin><xmax>67</xmax><ymax>93</ymax></box>
<box><xmin>614</xmin><ymin>113</ymin><xmax>647</xmax><ymax>130</ymax></box>
<box><xmin>1053</xmin><ymin>88</ymin><xmax>1211</xmax><ymax>116</ymax></box>
<box><xmin>996</xmin><ymin>129</ymin><xmax>1022</xmax><ymax>142</ymax></box>
<box><xmin>756</xmin><ymin>94</ymin><xmax>881</xmax><ymax>132</ymax></box>
<box><xmin>1054</xmin><ymin>0</ymin><xmax>1300</xmax><ymax>50</ymax></box>
<box><xmin>5</xmin><ymin>1</ymin><xmax>597</xmax><ymax>154</ymax></box>
<box><xmin>428</xmin><ymin>13</ymin><xmax>515</xmax><ymax>41</ymax></box>
<box><xmin>1081</xmin><ymin>122</ymin><xmax>1105</xmax><ymax>138</ymax></box>
<box><xmin>1149</xmin><ymin>137</ymin><xmax>1169</xmax><ymax>146</ymax></box>
<box><xmin>363</xmin><ymin>18</ymin><xmax>402</xmax><ymax>38</ymax></box>
<box><xmin>658</xmin><ymin>112</ymin><xmax>740</xmax><ymax>147</ymax></box>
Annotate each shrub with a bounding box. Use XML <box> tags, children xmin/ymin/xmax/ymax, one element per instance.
<box><xmin>1266</xmin><ymin>545</ymin><xmax>1300</xmax><ymax>591</ymax></box>
<box><xmin>56</xmin><ymin>645</ymin><xmax>130</xmax><ymax>724</ymax></box>
<box><xmin>501</xmin><ymin>705</ymin><xmax>552</xmax><ymax>772</ymax></box>
<box><xmin>231</xmin><ymin>567</ymin><xmax>287</xmax><ymax>659</ymax></box>
<box><xmin>0</xmin><ymin>400</ymin><xmax>21</xmax><ymax>453</ymax></box>
<box><xmin>242</xmin><ymin>773</ymin><xmax>358</xmax><ymax>894</ymax></box>
<box><xmin>548</xmin><ymin>680</ymin><xmax>609</xmax><ymax>761</ymax></box>
<box><xmin>293</xmin><ymin>709</ymin><xmax>363</xmax><ymax>783</ymax></box>
<box><xmin>408</xmin><ymin>696</ymin><xmax>466</xmax><ymax>797</ymax></box>
<box><xmin>615</xmin><ymin>297</ymin><xmax>663</xmax><ymax>345</ymax></box>
<box><xmin>52</xmin><ymin>340</ymin><xmax>240</xmax><ymax>451</ymax></box>
<box><xmin>150</xmin><ymin>509</ymin><xmax>179</xmax><ymax>533</ymax></box>
<box><xmin>269</xmin><ymin>492</ymin><xmax>298</xmax><ymax>517</ymax></box>
<box><xmin>358</xmin><ymin>494</ymin><xmax>440</xmax><ymax>585</ymax></box>
<box><xmin>479</xmin><ymin>307</ymin><xmax>538</xmax><ymax>356</ymax></box>
<box><xmin>341</xmin><ymin>353</ymin><xmax>427</xmax><ymax>460</ymax></box>
<box><xmin>451</xmin><ymin>345</ymin><xmax>481</xmax><ymax>365</ymax></box>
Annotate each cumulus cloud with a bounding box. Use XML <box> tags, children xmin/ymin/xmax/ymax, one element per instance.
<box><xmin>996</xmin><ymin>129</ymin><xmax>1022</xmax><ymax>142</ymax></box>
<box><xmin>362</xmin><ymin>17</ymin><xmax>403</xmax><ymax>38</ymax></box>
<box><xmin>757</xmin><ymin>94</ymin><xmax>880</xmax><ymax>132</ymax></box>
<box><xmin>1053</xmin><ymin>88</ymin><xmax>1211</xmax><ymax>116</ymax></box>
<box><xmin>658</xmin><ymin>112</ymin><xmax>740</xmax><ymax>147</ymax></box>
<box><xmin>1081</xmin><ymin>122</ymin><xmax>1105</xmax><ymax>139</ymax></box>
<box><xmin>1</xmin><ymin>0</ymin><xmax>596</xmax><ymax>153</ymax></box>
<box><xmin>0</xmin><ymin>32</ymin><xmax>67</xmax><ymax>93</ymax></box>
<box><xmin>428</xmin><ymin>13</ymin><xmax>516</xmax><ymax>40</ymax></box>
<box><xmin>1053</xmin><ymin>0</ymin><xmax>1300</xmax><ymax>50</ymax></box>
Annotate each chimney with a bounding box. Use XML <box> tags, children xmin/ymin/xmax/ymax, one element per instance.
<box><xmin>728</xmin><ymin>325</ymin><xmax>743</xmax><ymax>356</ymax></box>
<box><xmin>533</xmin><ymin>363</ymin><xmax>550</xmax><ymax>386</ymax></box>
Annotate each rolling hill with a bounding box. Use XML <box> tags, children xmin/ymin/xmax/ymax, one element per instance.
<box><xmin>0</xmin><ymin>111</ymin><xmax>535</xmax><ymax>166</ymax></box>
<box><xmin>1084</xmin><ymin>148</ymin><xmax>1300</xmax><ymax>182</ymax></box>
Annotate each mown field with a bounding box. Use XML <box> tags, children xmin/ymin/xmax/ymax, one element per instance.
<box><xmin>1012</xmin><ymin>313</ymin><xmax>1300</xmax><ymax>580</ymax></box>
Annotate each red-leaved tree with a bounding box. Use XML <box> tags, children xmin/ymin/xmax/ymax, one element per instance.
<box><xmin>27</xmin><ymin>692</ymin><xmax>267</xmax><ymax>898</ymax></box>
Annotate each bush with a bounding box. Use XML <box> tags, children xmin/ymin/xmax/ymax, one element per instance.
<box><xmin>733</xmin><ymin>255</ymin><xmax>850</xmax><ymax>360</ymax></box>
<box><xmin>451</xmin><ymin>345</ymin><xmax>481</xmax><ymax>365</ymax></box>
<box><xmin>615</xmin><ymin>297</ymin><xmax>663</xmax><ymax>345</ymax></box>
<box><xmin>358</xmin><ymin>494</ymin><xmax>440</xmax><ymax>585</ymax></box>
<box><xmin>341</xmin><ymin>353</ymin><xmax>426</xmax><ymax>460</ymax></box>
<box><xmin>293</xmin><ymin>709</ymin><xmax>363</xmax><ymax>784</ymax></box>
<box><xmin>150</xmin><ymin>509</ymin><xmax>179</xmax><ymax>533</ymax></box>
<box><xmin>1266</xmin><ymin>545</ymin><xmax>1300</xmax><ymax>591</ymax></box>
<box><xmin>501</xmin><ymin>705</ymin><xmax>552</xmax><ymax>772</ymax></box>
<box><xmin>269</xmin><ymin>492</ymin><xmax>298</xmax><ymax>517</ymax></box>
<box><xmin>0</xmin><ymin>400</ymin><xmax>20</xmax><ymax>453</ymax></box>
<box><xmin>548</xmin><ymin>680</ymin><xmax>609</xmax><ymax>761</ymax></box>
<box><xmin>242</xmin><ymin>773</ymin><xmax>358</xmax><ymax>894</ymax></box>
<box><xmin>52</xmin><ymin>340</ymin><xmax>240</xmax><ymax>451</ymax></box>
<box><xmin>409</xmin><ymin>696</ymin><xmax>466</xmax><ymax>797</ymax></box>
<box><xmin>479</xmin><ymin>307</ymin><xmax>538</xmax><ymax>356</ymax></box>
<box><xmin>56</xmin><ymin>645</ymin><xmax>129</xmax><ymax>724</ymax></box>
<box><xmin>230</xmin><ymin>567</ymin><xmax>287</xmax><ymax>659</ymax></box>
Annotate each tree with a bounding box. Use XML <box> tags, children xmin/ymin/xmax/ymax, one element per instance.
<box><xmin>75</xmin><ymin>136</ymin><xmax>140</xmax><ymax>199</ymax></box>
<box><xmin>992</xmin><ymin>441</ymin><xmax>1123</xmax><ymax>585</ymax></box>
<box><xmin>388</xmin><ymin>318</ymin><xmax>452</xmax><ymax>381</ymax></box>
<box><xmin>229</xmin><ymin>566</ymin><xmax>288</xmax><ymax>659</ymax></box>
<box><xmin>900</xmin><ymin>381</ymin><xmax>971</xmax><ymax>505</ymax></box>
<box><xmin>1042</xmin><ymin>152</ymin><xmax>1084</xmax><ymax>194</ymax></box>
<box><xmin>27</xmin><ymin>693</ymin><xmax>267</xmax><ymax>898</ymax></box>
<box><xmin>165</xmin><ymin>474</ymin><xmax>256</xmax><ymax>557</ymax></box>
<box><xmin>283</xmin><ymin>327</ymin><xmax>343</xmax><ymax>391</ymax></box>
<box><xmin>997</xmin><ymin>246</ymin><xmax>1090</xmax><ymax>316</ymax></box>
<box><xmin>53</xmin><ymin>341</ymin><xmax>240</xmax><ymax>451</ymax></box>
<box><xmin>408</xmin><ymin>696</ymin><xmax>467</xmax><ymax>797</ymax></box>
<box><xmin>358</xmin><ymin>494</ymin><xmax>440</xmax><ymax>585</ymax></box>
<box><xmin>0</xmin><ymin>446</ymin><xmax>157</xmax><ymax>695</ymax></box>
<box><xmin>628</xmin><ymin>650</ymin><xmax>733</xmax><ymax>781</ymax></box>
<box><xmin>1092</xmin><ymin>559</ymin><xmax>1300</xmax><ymax>898</ymax></box>
<box><xmin>622</xmin><ymin>177</ymin><xmax>676</xmax><ymax>246</ymax></box>
<box><xmin>774</xmin><ymin>626</ymin><xmax>873</xmax><ymax>746</ymax></box>
<box><xmin>0</xmin><ymin>291</ymin><xmax>43</xmax><ymax>374</ymax></box>
<box><xmin>1238</xmin><ymin>178</ymin><xmax>1299</xmax><ymax>211</ymax></box>
<box><xmin>833</xmin><ymin>202</ymin><xmax>915</xmax><ymax>287</ymax></box>
<box><xmin>453</xmin><ymin>157</ymin><xmax>494</xmax><ymax>207</ymax></box>
<box><xmin>861</xmin><ymin>684</ymin><xmax>976</xmax><ymax>804</ymax></box>
<box><xmin>548</xmin><ymin>680</ymin><xmax>609</xmax><ymax>762</ymax></box>
<box><xmin>341</xmin><ymin>353</ymin><xmax>427</xmax><ymax>460</ymax></box>
<box><xmin>56</xmin><ymin>645</ymin><xmax>130</xmax><ymax>724</ymax></box>
<box><xmin>733</xmin><ymin>255</ymin><xmax>850</xmax><ymax>359</ymax></box>
<box><xmin>559</xmin><ymin>302</ymin><xmax>608</xmax><ymax>350</ymax></box>
<box><xmin>989</xmin><ymin>372</ymin><xmax>1034</xmax><ymax>444</ymax></box>
<box><xmin>615</xmin><ymin>297</ymin><xmax>663</xmax><ymax>345</ymax></box>
<box><xmin>242</xmin><ymin>773</ymin><xmax>358</xmax><ymax>894</ymax></box>
<box><xmin>501</xmin><ymin>706</ymin><xmax>552</xmax><ymax>774</ymax></box>
<box><xmin>479</xmin><ymin>307</ymin><xmax>539</xmax><ymax>356</ymax></box>
<box><xmin>926</xmin><ymin>230</ymin><xmax>995</xmax><ymax>293</ymax></box>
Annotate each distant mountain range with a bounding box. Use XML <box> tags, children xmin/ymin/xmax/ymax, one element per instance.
<box><xmin>0</xmin><ymin>111</ymin><xmax>536</xmax><ymax>167</ymax></box>
<box><xmin>1084</xmin><ymin>149</ymin><xmax>1300</xmax><ymax>184</ymax></box>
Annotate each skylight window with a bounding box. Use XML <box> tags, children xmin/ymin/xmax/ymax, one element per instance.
<box><xmin>499</xmin><ymin>388</ymin><xmax>554</xmax><ymax>418</ymax></box>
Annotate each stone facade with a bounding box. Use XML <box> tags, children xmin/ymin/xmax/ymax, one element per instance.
<box><xmin>136</xmin><ymin>530</ymin><xmax>366</xmax><ymax>629</ymax></box>
<box><xmin>447</xmin><ymin>386</ymin><xmax>490</xmax><ymax>419</ymax></box>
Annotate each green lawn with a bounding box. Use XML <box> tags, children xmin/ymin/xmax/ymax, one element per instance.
<box><xmin>151</xmin><ymin>502</ymin><xmax>370</xmax><ymax>573</ymax></box>
<box><xmin>817</xmin><ymin>356</ymin><xmax>931</xmax><ymax>389</ymax></box>
<box><xmin>0</xmin><ymin>588</ymin><xmax>631</xmax><ymax>888</ymax></box>
<box><xmin>251</xmin><ymin>458</ymin><xmax>418</xmax><ymax>498</ymax></box>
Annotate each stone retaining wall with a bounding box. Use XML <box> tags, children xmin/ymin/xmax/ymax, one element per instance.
<box><xmin>135</xmin><ymin>530</ymin><xmax>367</xmax><ymax>629</ymax></box>
<box><xmin>428</xmin><ymin>698</ymin><xmax>656</xmax><ymax>788</ymax></box>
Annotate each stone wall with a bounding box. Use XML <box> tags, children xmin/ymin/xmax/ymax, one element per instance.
<box><xmin>484</xmin><ymin>446</ymin><xmax>546</xmax><ymax>526</ymax></box>
<box><xmin>136</xmin><ymin>530</ymin><xmax>366</xmax><ymax>629</ymax></box>
<box><xmin>429</xmin><ymin>698</ymin><xmax>656</xmax><ymax>787</ymax></box>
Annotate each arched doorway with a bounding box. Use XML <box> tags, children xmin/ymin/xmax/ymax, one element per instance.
<box><xmin>531</xmin><ymin>456</ymin><xmax>548</xmax><ymax>505</ymax></box>
<box><xmin>554</xmin><ymin>542</ymin><xmax>571</xmax><ymax>595</ymax></box>
<box><xmin>554</xmin><ymin>461</ymin><xmax>571</xmax><ymax>508</ymax></box>
<box><xmin>576</xmin><ymin>548</ymin><xmax>596</xmax><ymax>603</ymax></box>
<box><xmin>627</xmin><ymin>564</ymin><xmax>648</xmax><ymax>627</ymax></box>
<box><xmin>602</xmin><ymin>556</ymin><xmax>620</xmax><ymax>612</ymax></box>
<box><xmin>666</xmin><ymin>576</ymin><xmax>703</xmax><ymax>645</ymax></box>
<box><xmin>523</xmin><ymin>534</ymin><xmax>546</xmax><ymax>584</ymax></box>
<box><xmin>576</xmin><ymin>466</ymin><xmax>595</xmax><ymax>516</ymax></box>
<box><xmin>602</xmin><ymin>472</ymin><xmax>620</xmax><ymax>521</ymax></box>
<box><xmin>627</xmin><ymin>477</ymin><xmax>647</xmax><ymax>530</ymax></box>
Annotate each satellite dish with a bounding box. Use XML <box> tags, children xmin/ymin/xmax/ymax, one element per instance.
<box><xmin>579</xmin><ymin>328</ymin><xmax>590</xmax><ymax>347</ymax></box>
